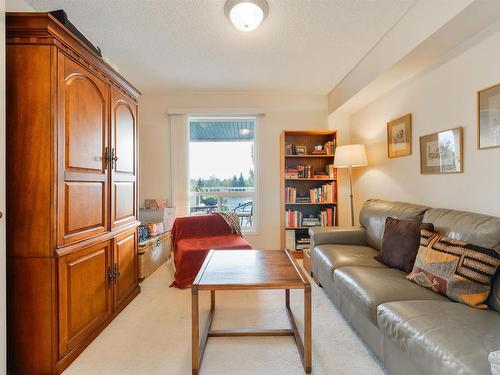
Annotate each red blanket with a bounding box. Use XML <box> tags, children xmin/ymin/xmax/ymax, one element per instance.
<box><xmin>170</xmin><ymin>214</ymin><xmax>252</xmax><ymax>288</ymax></box>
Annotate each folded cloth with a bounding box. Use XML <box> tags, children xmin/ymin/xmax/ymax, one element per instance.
<box><xmin>214</xmin><ymin>211</ymin><xmax>242</xmax><ymax>237</ymax></box>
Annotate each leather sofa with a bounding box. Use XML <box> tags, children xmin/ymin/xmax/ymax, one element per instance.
<box><xmin>309</xmin><ymin>199</ymin><xmax>500</xmax><ymax>375</ymax></box>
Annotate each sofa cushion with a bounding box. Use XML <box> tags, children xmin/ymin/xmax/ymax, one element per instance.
<box><xmin>359</xmin><ymin>199</ymin><xmax>429</xmax><ymax>250</ymax></box>
<box><xmin>334</xmin><ymin>266</ymin><xmax>450</xmax><ymax>325</ymax></box>
<box><xmin>375</xmin><ymin>217</ymin><xmax>434</xmax><ymax>272</ymax></box>
<box><xmin>313</xmin><ymin>244</ymin><xmax>386</xmax><ymax>274</ymax></box>
<box><xmin>423</xmin><ymin>208</ymin><xmax>500</xmax><ymax>312</ymax></box>
<box><xmin>378</xmin><ymin>300</ymin><xmax>500</xmax><ymax>375</ymax></box>
<box><xmin>407</xmin><ymin>230</ymin><xmax>500</xmax><ymax>308</ymax></box>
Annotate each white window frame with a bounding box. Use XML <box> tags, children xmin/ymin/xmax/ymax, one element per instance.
<box><xmin>188</xmin><ymin>116</ymin><xmax>259</xmax><ymax>234</ymax></box>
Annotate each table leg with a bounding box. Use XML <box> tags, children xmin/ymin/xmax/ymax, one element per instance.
<box><xmin>192</xmin><ymin>286</ymin><xmax>199</xmax><ymax>375</ymax></box>
<box><xmin>304</xmin><ymin>284</ymin><xmax>312</xmax><ymax>373</ymax></box>
<box><xmin>285</xmin><ymin>289</ymin><xmax>290</xmax><ymax>308</ymax></box>
<box><xmin>211</xmin><ymin>290</ymin><xmax>215</xmax><ymax>312</ymax></box>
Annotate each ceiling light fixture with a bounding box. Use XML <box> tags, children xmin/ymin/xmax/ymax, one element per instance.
<box><xmin>225</xmin><ymin>0</ymin><xmax>269</xmax><ymax>32</ymax></box>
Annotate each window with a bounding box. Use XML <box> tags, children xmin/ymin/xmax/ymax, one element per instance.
<box><xmin>189</xmin><ymin>118</ymin><xmax>257</xmax><ymax>231</ymax></box>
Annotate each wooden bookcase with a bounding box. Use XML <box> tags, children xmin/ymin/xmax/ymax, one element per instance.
<box><xmin>280</xmin><ymin>130</ymin><xmax>339</xmax><ymax>257</ymax></box>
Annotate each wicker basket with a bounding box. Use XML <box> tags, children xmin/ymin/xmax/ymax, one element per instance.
<box><xmin>138</xmin><ymin>231</ymin><xmax>171</xmax><ymax>280</ymax></box>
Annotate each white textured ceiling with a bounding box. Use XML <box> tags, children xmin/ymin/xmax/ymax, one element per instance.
<box><xmin>26</xmin><ymin>0</ymin><xmax>416</xmax><ymax>94</ymax></box>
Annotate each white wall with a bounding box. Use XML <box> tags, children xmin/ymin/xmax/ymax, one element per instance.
<box><xmin>6</xmin><ymin>0</ymin><xmax>32</xmax><ymax>11</ymax></box>
<box><xmin>139</xmin><ymin>93</ymin><xmax>328</xmax><ymax>249</ymax></box>
<box><xmin>342</xmin><ymin>26</ymin><xmax>500</xmax><ymax>223</ymax></box>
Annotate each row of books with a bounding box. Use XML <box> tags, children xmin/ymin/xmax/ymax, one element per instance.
<box><xmin>319</xmin><ymin>207</ymin><xmax>336</xmax><ymax>226</ymax></box>
<box><xmin>285</xmin><ymin>207</ymin><xmax>336</xmax><ymax>228</ymax></box>
<box><xmin>324</xmin><ymin>140</ymin><xmax>336</xmax><ymax>155</ymax></box>
<box><xmin>296</xmin><ymin>237</ymin><xmax>311</xmax><ymax>251</ymax></box>
<box><xmin>285</xmin><ymin>164</ymin><xmax>336</xmax><ymax>179</ymax></box>
<box><xmin>285</xmin><ymin>182</ymin><xmax>337</xmax><ymax>203</ymax></box>
<box><xmin>284</xmin><ymin>140</ymin><xmax>336</xmax><ymax>156</ymax></box>
<box><xmin>309</xmin><ymin>182</ymin><xmax>337</xmax><ymax>203</ymax></box>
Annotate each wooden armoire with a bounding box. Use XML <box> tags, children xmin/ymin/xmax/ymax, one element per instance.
<box><xmin>6</xmin><ymin>13</ymin><xmax>141</xmax><ymax>374</ymax></box>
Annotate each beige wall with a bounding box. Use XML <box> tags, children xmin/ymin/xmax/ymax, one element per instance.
<box><xmin>341</xmin><ymin>26</ymin><xmax>500</xmax><ymax>223</ymax></box>
<box><xmin>139</xmin><ymin>93</ymin><xmax>328</xmax><ymax>249</ymax></box>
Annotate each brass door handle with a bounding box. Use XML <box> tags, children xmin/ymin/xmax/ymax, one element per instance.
<box><xmin>111</xmin><ymin>148</ymin><xmax>118</xmax><ymax>169</ymax></box>
<box><xmin>114</xmin><ymin>263</ymin><xmax>120</xmax><ymax>282</ymax></box>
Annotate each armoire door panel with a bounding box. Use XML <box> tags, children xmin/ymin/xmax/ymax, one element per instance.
<box><xmin>110</xmin><ymin>88</ymin><xmax>137</xmax><ymax>229</ymax></box>
<box><xmin>58</xmin><ymin>240</ymin><xmax>113</xmax><ymax>356</ymax></box>
<box><xmin>65</xmin><ymin>182</ymin><xmax>105</xmax><ymax>234</ymax></box>
<box><xmin>114</xmin><ymin>103</ymin><xmax>135</xmax><ymax>174</ymax></box>
<box><xmin>65</xmin><ymin>75</ymin><xmax>105</xmax><ymax>172</ymax></box>
<box><xmin>114</xmin><ymin>182</ymin><xmax>134</xmax><ymax>222</ymax></box>
<box><xmin>113</xmin><ymin>229</ymin><xmax>138</xmax><ymax>308</ymax></box>
<box><xmin>58</xmin><ymin>52</ymin><xmax>109</xmax><ymax>245</ymax></box>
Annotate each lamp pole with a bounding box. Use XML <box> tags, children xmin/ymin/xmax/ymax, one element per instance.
<box><xmin>348</xmin><ymin>165</ymin><xmax>354</xmax><ymax>226</ymax></box>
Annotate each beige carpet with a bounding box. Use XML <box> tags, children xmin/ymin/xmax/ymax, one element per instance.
<box><xmin>64</xmin><ymin>262</ymin><xmax>386</xmax><ymax>375</ymax></box>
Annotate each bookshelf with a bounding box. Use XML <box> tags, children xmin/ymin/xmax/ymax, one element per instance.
<box><xmin>280</xmin><ymin>130</ymin><xmax>339</xmax><ymax>257</ymax></box>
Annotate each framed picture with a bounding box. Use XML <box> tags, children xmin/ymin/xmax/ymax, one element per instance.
<box><xmin>387</xmin><ymin>113</ymin><xmax>412</xmax><ymax>158</ymax></box>
<box><xmin>420</xmin><ymin>127</ymin><xmax>463</xmax><ymax>174</ymax></box>
<box><xmin>296</xmin><ymin>145</ymin><xmax>307</xmax><ymax>155</ymax></box>
<box><xmin>478</xmin><ymin>82</ymin><xmax>500</xmax><ymax>149</ymax></box>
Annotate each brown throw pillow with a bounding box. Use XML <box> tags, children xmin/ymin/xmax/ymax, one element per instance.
<box><xmin>407</xmin><ymin>230</ymin><xmax>500</xmax><ymax>308</ymax></box>
<box><xmin>375</xmin><ymin>217</ymin><xmax>434</xmax><ymax>273</ymax></box>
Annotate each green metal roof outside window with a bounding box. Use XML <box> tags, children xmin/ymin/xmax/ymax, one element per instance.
<box><xmin>190</xmin><ymin>120</ymin><xmax>255</xmax><ymax>142</ymax></box>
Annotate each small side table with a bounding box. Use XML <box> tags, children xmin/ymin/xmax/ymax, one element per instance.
<box><xmin>138</xmin><ymin>231</ymin><xmax>171</xmax><ymax>280</ymax></box>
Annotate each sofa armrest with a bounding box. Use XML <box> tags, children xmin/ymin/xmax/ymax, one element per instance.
<box><xmin>308</xmin><ymin>226</ymin><xmax>368</xmax><ymax>249</ymax></box>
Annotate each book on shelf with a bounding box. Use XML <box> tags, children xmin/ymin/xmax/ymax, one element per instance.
<box><xmin>285</xmin><ymin>210</ymin><xmax>303</xmax><ymax>227</ymax></box>
<box><xmin>285</xmin><ymin>230</ymin><xmax>296</xmax><ymax>251</ymax></box>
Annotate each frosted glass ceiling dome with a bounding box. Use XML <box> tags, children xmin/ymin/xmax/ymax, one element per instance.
<box><xmin>225</xmin><ymin>0</ymin><xmax>269</xmax><ymax>32</ymax></box>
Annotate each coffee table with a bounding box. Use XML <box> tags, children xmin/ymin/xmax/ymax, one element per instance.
<box><xmin>191</xmin><ymin>249</ymin><xmax>311</xmax><ymax>374</ymax></box>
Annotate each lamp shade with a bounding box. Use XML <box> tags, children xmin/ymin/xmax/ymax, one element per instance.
<box><xmin>333</xmin><ymin>144</ymin><xmax>368</xmax><ymax>168</ymax></box>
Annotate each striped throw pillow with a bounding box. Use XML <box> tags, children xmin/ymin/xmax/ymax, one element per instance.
<box><xmin>407</xmin><ymin>230</ymin><xmax>500</xmax><ymax>308</ymax></box>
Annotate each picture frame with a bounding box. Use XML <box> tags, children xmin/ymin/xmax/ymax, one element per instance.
<box><xmin>478</xmin><ymin>82</ymin><xmax>500</xmax><ymax>149</ymax></box>
<box><xmin>295</xmin><ymin>145</ymin><xmax>307</xmax><ymax>155</ymax></box>
<box><xmin>387</xmin><ymin>113</ymin><xmax>412</xmax><ymax>158</ymax></box>
<box><xmin>420</xmin><ymin>127</ymin><xmax>463</xmax><ymax>174</ymax></box>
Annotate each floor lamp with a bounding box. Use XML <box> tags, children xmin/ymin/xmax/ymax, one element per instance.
<box><xmin>333</xmin><ymin>144</ymin><xmax>368</xmax><ymax>226</ymax></box>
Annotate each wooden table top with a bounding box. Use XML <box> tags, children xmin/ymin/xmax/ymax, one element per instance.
<box><xmin>193</xmin><ymin>250</ymin><xmax>309</xmax><ymax>290</ymax></box>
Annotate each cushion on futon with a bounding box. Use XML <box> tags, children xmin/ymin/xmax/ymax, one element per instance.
<box><xmin>334</xmin><ymin>266</ymin><xmax>450</xmax><ymax>325</ymax></box>
<box><xmin>378</xmin><ymin>300</ymin><xmax>500</xmax><ymax>375</ymax></box>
